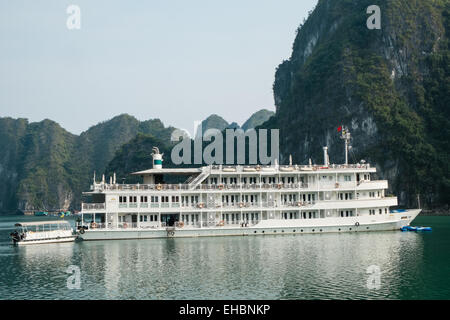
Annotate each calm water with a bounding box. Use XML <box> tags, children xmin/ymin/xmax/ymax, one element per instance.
<box><xmin>0</xmin><ymin>215</ymin><xmax>449</xmax><ymax>300</ymax></box>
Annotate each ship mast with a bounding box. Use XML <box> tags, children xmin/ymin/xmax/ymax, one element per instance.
<box><xmin>339</xmin><ymin>126</ymin><xmax>351</xmax><ymax>165</ymax></box>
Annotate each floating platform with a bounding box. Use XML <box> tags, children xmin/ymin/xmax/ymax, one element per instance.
<box><xmin>401</xmin><ymin>225</ymin><xmax>432</xmax><ymax>232</ymax></box>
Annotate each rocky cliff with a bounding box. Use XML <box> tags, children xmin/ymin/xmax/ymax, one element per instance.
<box><xmin>0</xmin><ymin>115</ymin><xmax>175</xmax><ymax>213</ymax></box>
<box><xmin>265</xmin><ymin>0</ymin><xmax>449</xmax><ymax>208</ymax></box>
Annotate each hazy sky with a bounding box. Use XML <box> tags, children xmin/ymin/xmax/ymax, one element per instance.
<box><xmin>0</xmin><ymin>0</ymin><xmax>317</xmax><ymax>134</ymax></box>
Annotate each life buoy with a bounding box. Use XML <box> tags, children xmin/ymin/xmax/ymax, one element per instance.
<box><xmin>218</xmin><ymin>220</ymin><xmax>224</xmax><ymax>227</ymax></box>
<box><xmin>256</xmin><ymin>166</ymin><xmax>261</xmax><ymax>171</ymax></box>
<box><xmin>90</xmin><ymin>222</ymin><xmax>97</xmax><ymax>229</ymax></box>
<box><xmin>297</xmin><ymin>201</ymin><xmax>302</xmax><ymax>207</ymax></box>
<box><xmin>178</xmin><ymin>221</ymin><xmax>184</xmax><ymax>228</ymax></box>
<box><xmin>355</xmin><ymin>222</ymin><xmax>360</xmax><ymax>227</ymax></box>
<box><xmin>218</xmin><ymin>184</ymin><xmax>224</xmax><ymax>190</ymax></box>
<box><xmin>156</xmin><ymin>184</ymin><xmax>162</xmax><ymax>191</ymax></box>
<box><xmin>123</xmin><ymin>223</ymin><xmax>128</xmax><ymax>229</ymax></box>
<box><xmin>277</xmin><ymin>183</ymin><xmax>282</xmax><ymax>189</ymax></box>
<box><xmin>79</xmin><ymin>228</ymin><xmax>85</xmax><ymax>234</ymax></box>
<box><xmin>239</xmin><ymin>202</ymin><xmax>244</xmax><ymax>208</ymax></box>
<box><xmin>335</xmin><ymin>183</ymin><xmax>340</xmax><ymax>188</ymax></box>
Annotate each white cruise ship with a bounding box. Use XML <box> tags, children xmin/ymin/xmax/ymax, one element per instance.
<box><xmin>76</xmin><ymin>129</ymin><xmax>420</xmax><ymax>240</ymax></box>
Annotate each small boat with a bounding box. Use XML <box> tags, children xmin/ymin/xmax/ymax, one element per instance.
<box><xmin>10</xmin><ymin>220</ymin><xmax>76</xmax><ymax>245</ymax></box>
<box><xmin>34</xmin><ymin>211</ymin><xmax>48</xmax><ymax>216</ymax></box>
<box><xmin>406</xmin><ymin>226</ymin><xmax>418</xmax><ymax>231</ymax></box>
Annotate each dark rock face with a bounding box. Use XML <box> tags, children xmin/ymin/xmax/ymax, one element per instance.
<box><xmin>267</xmin><ymin>0</ymin><xmax>449</xmax><ymax>208</ymax></box>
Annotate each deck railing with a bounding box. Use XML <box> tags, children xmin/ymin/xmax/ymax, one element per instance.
<box><xmin>89</xmin><ymin>180</ymin><xmax>383</xmax><ymax>193</ymax></box>
<box><xmin>82</xmin><ymin>203</ymin><xmax>105</xmax><ymax>210</ymax></box>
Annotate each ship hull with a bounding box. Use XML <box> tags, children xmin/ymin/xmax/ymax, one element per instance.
<box><xmin>78</xmin><ymin>209</ymin><xmax>421</xmax><ymax>241</ymax></box>
<box><xmin>14</xmin><ymin>236</ymin><xmax>77</xmax><ymax>245</ymax></box>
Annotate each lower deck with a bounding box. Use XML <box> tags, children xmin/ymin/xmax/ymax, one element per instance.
<box><xmin>78</xmin><ymin>209</ymin><xmax>421</xmax><ymax>241</ymax></box>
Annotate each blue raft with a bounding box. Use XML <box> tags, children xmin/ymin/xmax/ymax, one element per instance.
<box><xmin>401</xmin><ymin>226</ymin><xmax>432</xmax><ymax>232</ymax></box>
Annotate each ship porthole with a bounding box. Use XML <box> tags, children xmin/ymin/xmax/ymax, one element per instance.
<box><xmin>320</xmin><ymin>229</ymin><xmax>323</xmax><ymax>232</ymax></box>
<box><xmin>262</xmin><ymin>230</ymin><xmax>265</xmax><ymax>234</ymax></box>
<box><xmin>282</xmin><ymin>230</ymin><xmax>284</xmax><ymax>233</ymax></box>
<box><xmin>254</xmin><ymin>231</ymin><xmax>257</xmax><ymax>233</ymax></box>
<box><xmin>349</xmin><ymin>228</ymin><xmax>352</xmax><ymax>231</ymax></box>
<box><xmin>366</xmin><ymin>227</ymin><xmax>369</xmax><ymax>229</ymax></box>
<box><xmin>301</xmin><ymin>229</ymin><xmax>304</xmax><ymax>232</ymax></box>
<box><xmin>293</xmin><ymin>230</ymin><xmax>296</xmax><ymax>233</ymax></box>
<box><xmin>274</xmin><ymin>230</ymin><xmax>277</xmax><ymax>233</ymax></box>
<box><xmin>338</xmin><ymin>228</ymin><xmax>341</xmax><ymax>231</ymax></box>
<box><xmin>312</xmin><ymin>229</ymin><xmax>315</xmax><ymax>232</ymax></box>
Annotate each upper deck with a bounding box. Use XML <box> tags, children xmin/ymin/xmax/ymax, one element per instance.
<box><xmin>86</xmin><ymin>163</ymin><xmax>377</xmax><ymax>195</ymax></box>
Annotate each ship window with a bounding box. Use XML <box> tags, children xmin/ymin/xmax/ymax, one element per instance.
<box><xmin>379</xmin><ymin>209</ymin><xmax>382</xmax><ymax>215</ymax></box>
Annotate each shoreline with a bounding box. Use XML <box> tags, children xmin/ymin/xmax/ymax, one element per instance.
<box><xmin>419</xmin><ymin>209</ymin><xmax>450</xmax><ymax>216</ymax></box>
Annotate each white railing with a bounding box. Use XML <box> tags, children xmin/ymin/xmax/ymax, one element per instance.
<box><xmin>82</xmin><ymin>203</ymin><xmax>105</xmax><ymax>210</ymax></box>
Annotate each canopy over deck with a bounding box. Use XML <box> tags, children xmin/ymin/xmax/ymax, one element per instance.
<box><xmin>131</xmin><ymin>168</ymin><xmax>202</xmax><ymax>176</ymax></box>
<box><xmin>15</xmin><ymin>220</ymin><xmax>71</xmax><ymax>227</ymax></box>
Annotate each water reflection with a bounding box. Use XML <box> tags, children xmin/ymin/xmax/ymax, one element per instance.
<box><xmin>72</xmin><ymin>231</ymin><xmax>424</xmax><ymax>299</ymax></box>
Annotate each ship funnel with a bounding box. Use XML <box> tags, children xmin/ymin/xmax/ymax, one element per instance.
<box><xmin>152</xmin><ymin>146</ymin><xmax>163</xmax><ymax>169</ymax></box>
